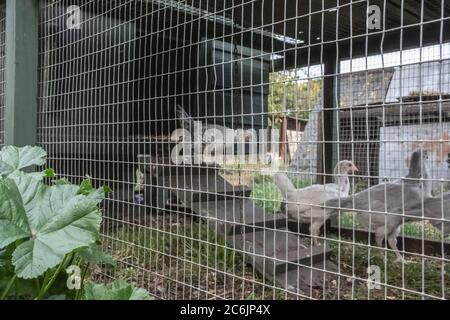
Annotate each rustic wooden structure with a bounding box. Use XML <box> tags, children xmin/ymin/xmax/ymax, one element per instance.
<box><xmin>339</xmin><ymin>99</ymin><xmax>450</xmax><ymax>180</ymax></box>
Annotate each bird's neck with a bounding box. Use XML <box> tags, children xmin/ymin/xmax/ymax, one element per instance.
<box><xmin>409</xmin><ymin>161</ymin><xmax>432</xmax><ymax>198</ymax></box>
<box><xmin>335</xmin><ymin>174</ymin><xmax>350</xmax><ymax>195</ymax></box>
<box><xmin>422</xmin><ymin>163</ymin><xmax>433</xmax><ymax>198</ymax></box>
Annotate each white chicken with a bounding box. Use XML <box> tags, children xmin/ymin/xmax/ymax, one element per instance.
<box><xmin>274</xmin><ymin>160</ymin><xmax>358</xmax><ymax>245</ymax></box>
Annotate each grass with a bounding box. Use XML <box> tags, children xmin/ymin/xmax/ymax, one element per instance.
<box><xmin>99</xmin><ymin>216</ymin><xmax>287</xmax><ymax>300</ymax></box>
<box><xmin>400</xmin><ymin>221</ymin><xmax>443</xmax><ymax>240</ymax></box>
<box><xmin>98</xmin><ymin>213</ymin><xmax>449</xmax><ymax>300</ymax></box>
<box><xmin>327</xmin><ymin>236</ymin><xmax>450</xmax><ymax>299</ymax></box>
<box><xmin>338</xmin><ymin>213</ymin><xmax>443</xmax><ymax>240</ymax></box>
<box><xmin>250</xmin><ymin>174</ymin><xmax>284</xmax><ymax>213</ymax></box>
<box><xmin>250</xmin><ymin>173</ymin><xmax>313</xmax><ymax>214</ymax></box>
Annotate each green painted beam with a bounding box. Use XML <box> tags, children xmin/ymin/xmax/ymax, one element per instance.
<box><xmin>4</xmin><ymin>0</ymin><xmax>39</xmax><ymax>147</ymax></box>
<box><xmin>319</xmin><ymin>52</ymin><xmax>338</xmax><ymax>184</ymax></box>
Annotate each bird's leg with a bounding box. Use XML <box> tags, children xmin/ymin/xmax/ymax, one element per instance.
<box><xmin>375</xmin><ymin>231</ymin><xmax>384</xmax><ymax>248</ymax></box>
<box><xmin>388</xmin><ymin>235</ymin><xmax>411</xmax><ymax>264</ymax></box>
<box><xmin>388</xmin><ymin>236</ymin><xmax>403</xmax><ymax>263</ymax></box>
<box><xmin>309</xmin><ymin>222</ymin><xmax>323</xmax><ymax>246</ymax></box>
<box><xmin>374</xmin><ymin>229</ymin><xmax>391</xmax><ymax>263</ymax></box>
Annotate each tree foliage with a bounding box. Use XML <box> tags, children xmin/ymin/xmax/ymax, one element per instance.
<box><xmin>268</xmin><ymin>71</ymin><xmax>322</xmax><ymax>127</ymax></box>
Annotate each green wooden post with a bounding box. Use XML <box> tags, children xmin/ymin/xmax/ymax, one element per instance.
<box><xmin>4</xmin><ymin>0</ymin><xmax>39</xmax><ymax>147</ymax></box>
<box><xmin>320</xmin><ymin>50</ymin><xmax>338</xmax><ymax>184</ymax></box>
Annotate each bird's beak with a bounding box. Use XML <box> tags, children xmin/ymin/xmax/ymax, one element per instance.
<box><xmin>351</xmin><ymin>165</ymin><xmax>359</xmax><ymax>173</ymax></box>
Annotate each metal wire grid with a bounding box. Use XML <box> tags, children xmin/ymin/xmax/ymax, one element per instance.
<box><xmin>37</xmin><ymin>0</ymin><xmax>450</xmax><ymax>300</ymax></box>
<box><xmin>0</xmin><ymin>1</ymin><xmax>5</xmax><ymax>146</ymax></box>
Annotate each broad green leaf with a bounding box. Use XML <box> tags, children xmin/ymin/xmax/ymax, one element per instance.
<box><xmin>0</xmin><ymin>178</ymin><xmax>104</xmax><ymax>279</ymax></box>
<box><xmin>0</xmin><ymin>146</ymin><xmax>47</xmax><ymax>176</ymax></box>
<box><xmin>0</xmin><ymin>179</ymin><xmax>31</xmax><ymax>249</ymax></box>
<box><xmin>8</xmin><ymin>170</ymin><xmax>43</xmax><ymax>211</ymax></box>
<box><xmin>0</xmin><ymin>270</ymin><xmax>40</xmax><ymax>299</ymax></box>
<box><xmin>79</xmin><ymin>178</ymin><xmax>94</xmax><ymax>195</ymax></box>
<box><xmin>0</xmin><ymin>244</ymin><xmax>14</xmax><ymax>268</ymax></box>
<box><xmin>52</xmin><ymin>178</ymin><xmax>71</xmax><ymax>185</ymax></box>
<box><xmin>83</xmin><ymin>281</ymin><xmax>152</xmax><ymax>300</ymax></box>
<box><xmin>0</xmin><ymin>249</ymin><xmax>7</xmax><ymax>267</ymax></box>
<box><xmin>78</xmin><ymin>243</ymin><xmax>116</xmax><ymax>267</ymax></box>
<box><xmin>84</xmin><ymin>187</ymin><xmax>107</xmax><ymax>203</ymax></box>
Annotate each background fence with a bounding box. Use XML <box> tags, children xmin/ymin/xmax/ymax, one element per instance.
<box><xmin>28</xmin><ymin>0</ymin><xmax>450</xmax><ymax>299</ymax></box>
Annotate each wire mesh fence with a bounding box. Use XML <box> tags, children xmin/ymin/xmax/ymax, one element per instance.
<box><xmin>37</xmin><ymin>0</ymin><xmax>450</xmax><ymax>300</ymax></box>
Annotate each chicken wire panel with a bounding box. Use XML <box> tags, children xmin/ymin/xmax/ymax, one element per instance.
<box><xmin>37</xmin><ymin>0</ymin><xmax>450</xmax><ymax>300</ymax></box>
<box><xmin>0</xmin><ymin>0</ymin><xmax>5</xmax><ymax>146</ymax></box>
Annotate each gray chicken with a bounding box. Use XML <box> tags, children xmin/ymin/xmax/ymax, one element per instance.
<box><xmin>320</xmin><ymin>149</ymin><xmax>431</xmax><ymax>262</ymax></box>
<box><xmin>403</xmin><ymin>191</ymin><xmax>450</xmax><ymax>238</ymax></box>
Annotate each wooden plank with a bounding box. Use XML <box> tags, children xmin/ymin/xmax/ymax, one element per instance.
<box><xmin>138</xmin><ymin>154</ymin><xmax>221</xmax><ymax>176</ymax></box>
<box><xmin>139</xmin><ymin>155</ymin><xmax>253</xmax><ymax>202</ymax></box>
<box><xmin>290</xmin><ymin>220</ymin><xmax>450</xmax><ymax>257</ymax></box>
<box><xmin>155</xmin><ymin>175</ymin><xmax>250</xmax><ymax>203</ymax></box>
<box><xmin>233</xmin><ymin>228</ymin><xmax>331</xmax><ymax>277</ymax></box>
<box><xmin>329</xmin><ymin>224</ymin><xmax>450</xmax><ymax>257</ymax></box>
<box><xmin>274</xmin><ymin>260</ymin><xmax>338</xmax><ymax>295</ymax></box>
<box><xmin>148</xmin><ymin>165</ymin><xmax>251</xmax><ymax>203</ymax></box>
<box><xmin>188</xmin><ymin>188</ymin><xmax>252</xmax><ymax>202</ymax></box>
<box><xmin>190</xmin><ymin>199</ymin><xmax>287</xmax><ymax>236</ymax></box>
<box><xmin>170</xmin><ymin>184</ymin><xmax>251</xmax><ymax>203</ymax></box>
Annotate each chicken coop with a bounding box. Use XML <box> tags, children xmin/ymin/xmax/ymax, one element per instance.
<box><xmin>0</xmin><ymin>0</ymin><xmax>449</xmax><ymax>300</ymax></box>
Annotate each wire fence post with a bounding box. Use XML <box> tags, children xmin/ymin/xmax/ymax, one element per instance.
<box><xmin>4</xmin><ymin>0</ymin><xmax>39</xmax><ymax>146</ymax></box>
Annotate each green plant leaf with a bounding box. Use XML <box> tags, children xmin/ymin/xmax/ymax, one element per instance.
<box><xmin>0</xmin><ymin>244</ymin><xmax>14</xmax><ymax>268</ymax></box>
<box><xmin>8</xmin><ymin>170</ymin><xmax>44</xmax><ymax>211</ymax></box>
<box><xmin>0</xmin><ymin>178</ymin><xmax>104</xmax><ymax>279</ymax></box>
<box><xmin>0</xmin><ymin>249</ymin><xmax>7</xmax><ymax>268</ymax></box>
<box><xmin>52</xmin><ymin>178</ymin><xmax>71</xmax><ymax>185</ymax></box>
<box><xmin>44</xmin><ymin>168</ymin><xmax>55</xmax><ymax>178</ymax></box>
<box><xmin>78</xmin><ymin>177</ymin><xmax>108</xmax><ymax>202</ymax></box>
<box><xmin>0</xmin><ymin>146</ymin><xmax>47</xmax><ymax>176</ymax></box>
<box><xmin>103</xmin><ymin>185</ymin><xmax>112</xmax><ymax>194</ymax></box>
<box><xmin>78</xmin><ymin>243</ymin><xmax>116</xmax><ymax>267</ymax></box>
<box><xmin>83</xmin><ymin>280</ymin><xmax>152</xmax><ymax>300</ymax></box>
<box><xmin>0</xmin><ymin>179</ymin><xmax>31</xmax><ymax>249</ymax></box>
<box><xmin>79</xmin><ymin>178</ymin><xmax>94</xmax><ymax>195</ymax></box>
<box><xmin>0</xmin><ymin>270</ymin><xmax>40</xmax><ymax>299</ymax></box>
